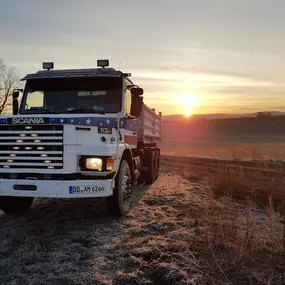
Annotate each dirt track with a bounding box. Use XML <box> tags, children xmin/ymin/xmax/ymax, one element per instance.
<box><xmin>0</xmin><ymin>156</ymin><xmax>284</xmax><ymax>285</ymax></box>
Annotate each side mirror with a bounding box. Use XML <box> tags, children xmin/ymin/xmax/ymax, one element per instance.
<box><xmin>12</xmin><ymin>89</ymin><xmax>22</xmax><ymax>114</ymax></box>
<box><xmin>131</xmin><ymin>87</ymin><xmax>144</xmax><ymax>96</ymax></box>
<box><xmin>130</xmin><ymin>96</ymin><xmax>143</xmax><ymax>118</ymax></box>
<box><xmin>13</xmin><ymin>90</ymin><xmax>20</xmax><ymax>99</ymax></box>
<box><xmin>13</xmin><ymin>99</ymin><xmax>19</xmax><ymax>115</ymax></box>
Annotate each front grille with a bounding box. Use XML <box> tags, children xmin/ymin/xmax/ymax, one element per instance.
<box><xmin>0</xmin><ymin>124</ymin><xmax>63</xmax><ymax>169</ymax></box>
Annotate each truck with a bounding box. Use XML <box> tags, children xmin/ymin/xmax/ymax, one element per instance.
<box><xmin>0</xmin><ymin>60</ymin><xmax>161</xmax><ymax>216</ymax></box>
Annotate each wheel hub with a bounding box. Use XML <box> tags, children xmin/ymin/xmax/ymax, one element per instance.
<box><xmin>122</xmin><ymin>174</ymin><xmax>132</xmax><ymax>204</ymax></box>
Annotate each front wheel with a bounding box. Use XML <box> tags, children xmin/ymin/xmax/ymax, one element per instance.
<box><xmin>0</xmin><ymin>196</ymin><xmax>34</xmax><ymax>215</ymax></box>
<box><xmin>107</xmin><ymin>160</ymin><xmax>132</xmax><ymax>216</ymax></box>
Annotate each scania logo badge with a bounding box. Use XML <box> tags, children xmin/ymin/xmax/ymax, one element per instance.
<box><xmin>8</xmin><ymin>117</ymin><xmax>50</xmax><ymax>124</ymax></box>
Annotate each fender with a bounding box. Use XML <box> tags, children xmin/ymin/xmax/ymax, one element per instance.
<box><xmin>114</xmin><ymin>147</ymin><xmax>135</xmax><ymax>183</ymax></box>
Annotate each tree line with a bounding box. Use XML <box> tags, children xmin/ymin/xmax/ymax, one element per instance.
<box><xmin>0</xmin><ymin>58</ymin><xmax>20</xmax><ymax>115</ymax></box>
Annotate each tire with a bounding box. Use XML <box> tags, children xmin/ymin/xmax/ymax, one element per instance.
<box><xmin>0</xmin><ymin>196</ymin><xmax>34</xmax><ymax>215</ymax></box>
<box><xmin>107</xmin><ymin>160</ymin><xmax>132</xmax><ymax>216</ymax></box>
<box><xmin>154</xmin><ymin>150</ymin><xmax>160</xmax><ymax>179</ymax></box>
<box><xmin>145</xmin><ymin>151</ymin><xmax>156</xmax><ymax>184</ymax></box>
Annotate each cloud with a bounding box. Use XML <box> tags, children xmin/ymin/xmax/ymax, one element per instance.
<box><xmin>133</xmin><ymin>69</ymin><xmax>281</xmax><ymax>88</ymax></box>
<box><xmin>1</xmin><ymin>0</ymin><xmax>285</xmax><ymax>114</ymax></box>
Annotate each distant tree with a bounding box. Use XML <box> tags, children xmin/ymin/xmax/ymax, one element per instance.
<box><xmin>257</xmin><ymin>112</ymin><xmax>271</xmax><ymax>118</ymax></box>
<box><xmin>0</xmin><ymin>58</ymin><xmax>20</xmax><ymax>115</ymax></box>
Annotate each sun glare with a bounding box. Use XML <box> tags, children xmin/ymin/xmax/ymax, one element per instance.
<box><xmin>174</xmin><ymin>93</ymin><xmax>200</xmax><ymax>116</ymax></box>
<box><xmin>183</xmin><ymin>109</ymin><xmax>192</xmax><ymax>117</ymax></box>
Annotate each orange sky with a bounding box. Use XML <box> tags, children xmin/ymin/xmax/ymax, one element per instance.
<box><xmin>1</xmin><ymin>1</ymin><xmax>285</xmax><ymax>115</ymax></box>
<box><xmin>133</xmin><ymin>69</ymin><xmax>285</xmax><ymax>115</ymax></box>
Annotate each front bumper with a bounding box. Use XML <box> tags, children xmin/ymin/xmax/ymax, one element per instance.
<box><xmin>0</xmin><ymin>179</ymin><xmax>115</xmax><ymax>198</ymax></box>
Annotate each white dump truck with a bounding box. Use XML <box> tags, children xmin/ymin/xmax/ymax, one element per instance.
<box><xmin>0</xmin><ymin>60</ymin><xmax>161</xmax><ymax>216</ymax></box>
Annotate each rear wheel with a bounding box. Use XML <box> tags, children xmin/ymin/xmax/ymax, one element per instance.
<box><xmin>144</xmin><ymin>151</ymin><xmax>156</xmax><ymax>184</ymax></box>
<box><xmin>107</xmin><ymin>160</ymin><xmax>132</xmax><ymax>216</ymax></box>
<box><xmin>154</xmin><ymin>150</ymin><xmax>160</xmax><ymax>179</ymax></box>
<box><xmin>0</xmin><ymin>196</ymin><xmax>34</xmax><ymax>215</ymax></box>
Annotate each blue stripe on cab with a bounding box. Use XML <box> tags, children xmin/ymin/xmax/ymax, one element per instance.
<box><xmin>0</xmin><ymin>117</ymin><xmax>138</xmax><ymax>131</ymax></box>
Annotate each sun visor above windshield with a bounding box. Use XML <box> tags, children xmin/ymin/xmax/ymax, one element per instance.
<box><xmin>21</xmin><ymin>68</ymin><xmax>124</xmax><ymax>81</ymax></box>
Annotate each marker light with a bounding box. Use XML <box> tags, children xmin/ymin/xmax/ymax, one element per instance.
<box><xmin>43</xmin><ymin>62</ymin><xmax>54</xmax><ymax>70</ymax></box>
<box><xmin>106</xmin><ymin>157</ymin><xmax>115</xmax><ymax>171</ymax></box>
<box><xmin>97</xmin><ymin>59</ymin><xmax>109</xmax><ymax>68</ymax></box>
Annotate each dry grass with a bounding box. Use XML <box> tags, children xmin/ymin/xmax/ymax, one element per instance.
<box><xmin>1</xmin><ymin>158</ymin><xmax>285</xmax><ymax>284</ymax></box>
<box><xmin>204</xmin><ymin>167</ymin><xmax>285</xmax><ymax>283</ymax></box>
<box><xmin>161</xmin><ymin>142</ymin><xmax>285</xmax><ymax>161</ymax></box>
<box><xmin>209</xmin><ymin>167</ymin><xmax>285</xmax><ymax>212</ymax></box>
<box><xmin>0</xmin><ymin>198</ymin><xmax>124</xmax><ymax>285</ymax></box>
<box><xmin>108</xmin><ymin>170</ymin><xmax>285</xmax><ymax>284</ymax></box>
<box><xmin>200</xmin><ymin>203</ymin><xmax>285</xmax><ymax>284</ymax></box>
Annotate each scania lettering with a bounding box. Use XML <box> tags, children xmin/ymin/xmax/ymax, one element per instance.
<box><xmin>11</xmin><ymin>117</ymin><xmax>46</xmax><ymax>124</ymax></box>
<box><xmin>0</xmin><ymin>60</ymin><xmax>161</xmax><ymax>216</ymax></box>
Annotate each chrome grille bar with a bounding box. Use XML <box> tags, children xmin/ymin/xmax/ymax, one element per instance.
<box><xmin>0</xmin><ymin>124</ymin><xmax>63</xmax><ymax>169</ymax></box>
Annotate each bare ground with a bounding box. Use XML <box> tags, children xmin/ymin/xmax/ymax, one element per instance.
<box><xmin>1</xmin><ymin>158</ymin><xmax>285</xmax><ymax>285</ymax></box>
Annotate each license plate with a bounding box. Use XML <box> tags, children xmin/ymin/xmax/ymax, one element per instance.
<box><xmin>69</xmin><ymin>185</ymin><xmax>104</xmax><ymax>194</ymax></box>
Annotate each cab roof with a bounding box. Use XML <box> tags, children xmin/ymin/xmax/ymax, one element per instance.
<box><xmin>21</xmin><ymin>67</ymin><xmax>133</xmax><ymax>83</ymax></box>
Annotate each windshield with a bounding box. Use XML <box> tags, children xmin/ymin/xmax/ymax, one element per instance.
<box><xmin>20</xmin><ymin>77</ymin><xmax>122</xmax><ymax>114</ymax></box>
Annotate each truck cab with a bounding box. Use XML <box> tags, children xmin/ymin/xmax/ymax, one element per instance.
<box><xmin>0</xmin><ymin>60</ymin><xmax>161</xmax><ymax>216</ymax></box>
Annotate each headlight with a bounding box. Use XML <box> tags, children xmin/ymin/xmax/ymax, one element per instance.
<box><xmin>85</xmin><ymin>158</ymin><xmax>103</xmax><ymax>171</ymax></box>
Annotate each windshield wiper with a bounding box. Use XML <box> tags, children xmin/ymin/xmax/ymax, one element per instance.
<box><xmin>22</xmin><ymin>107</ymin><xmax>106</xmax><ymax>115</ymax></box>
<box><xmin>23</xmin><ymin>108</ymin><xmax>55</xmax><ymax>114</ymax></box>
<box><xmin>61</xmin><ymin>108</ymin><xmax>105</xmax><ymax>114</ymax></box>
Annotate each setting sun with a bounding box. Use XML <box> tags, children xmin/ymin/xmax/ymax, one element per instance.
<box><xmin>183</xmin><ymin>109</ymin><xmax>192</xmax><ymax>117</ymax></box>
<box><xmin>172</xmin><ymin>93</ymin><xmax>201</xmax><ymax>116</ymax></box>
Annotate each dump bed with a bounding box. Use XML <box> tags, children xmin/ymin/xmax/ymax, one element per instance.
<box><xmin>136</xmin><ymin>103</ymin><xmax>161</xmax><ymax>143</ymax></box>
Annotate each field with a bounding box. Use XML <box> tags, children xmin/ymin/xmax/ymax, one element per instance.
<box><xmin>160</xmin><ymin>141</ymin><xmax>285</xmax><ymax>161</ymax></box>
<box><xmin>161</xmin><ymin>116</ymin><xmax>285</xmax><ymax>161</ymax></box>
<box><xmin>1</xmin><ymin>141</ymin><xmax>285</xmax><ymax>285</ymax></box>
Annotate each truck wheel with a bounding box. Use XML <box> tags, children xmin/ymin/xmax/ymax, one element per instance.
<box><xmin>107</xmin><ymin>160</ymin><xmax>132</xmax><ymax>217</ymax></box>
<box><xmin>0</xmin><ymin>196</ymin><xmax>34</xmax><ymax>215</ymax></box>
<box><xmin>154</xmin><ymin>150</ymin><xmax>160</xmax><ymax>179</ymax></box>
<box><xmin>145</xmin><ymin>151</ymin><xmax>156</xmax><ymax>184</ymax></box>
